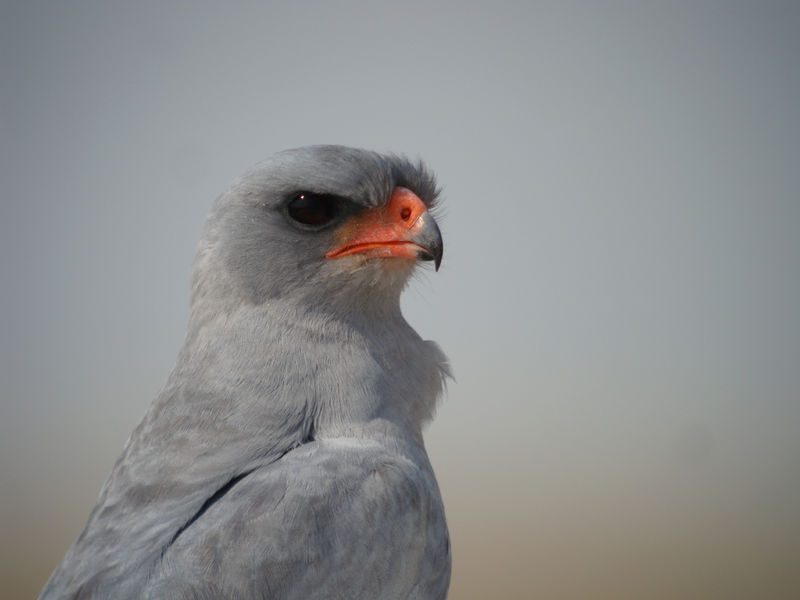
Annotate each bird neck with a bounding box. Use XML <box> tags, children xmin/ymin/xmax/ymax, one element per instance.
<box><xmin>175</xmin><ymin>296</ymin><xmax>445</xmax><ymax>453</ymax></box>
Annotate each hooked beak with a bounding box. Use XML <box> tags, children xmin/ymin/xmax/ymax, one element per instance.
<box><xmin>325</xmin><ymin>187</ymin><xmax>443</xmax><ymax>271</ymax></box>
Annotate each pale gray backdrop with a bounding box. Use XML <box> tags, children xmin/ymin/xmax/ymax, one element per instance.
<box><xmin>2</xmin><ymin>2</ymin><xmax>799</xmax><ymax>599</ymax></box>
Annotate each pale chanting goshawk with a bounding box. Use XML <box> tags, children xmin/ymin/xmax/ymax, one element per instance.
<box><xmin>39</xmin><ymin>146</ymin><xmax>451</xmax><ymax>600</ymax></box>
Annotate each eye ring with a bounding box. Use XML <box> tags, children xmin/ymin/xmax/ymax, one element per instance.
<box><xmin>285</xmin><ymin>192</ymin><xmax>341</xmax><ymax>229</ymax></box>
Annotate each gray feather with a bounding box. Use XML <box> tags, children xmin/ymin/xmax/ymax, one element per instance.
<box><xmin>38</xmin><ymin>146</ymin><xmax>450</xmax><ymax>600</ymax></box>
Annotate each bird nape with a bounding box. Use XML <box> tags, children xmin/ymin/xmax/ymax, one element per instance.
<box><xmin>38</xmin><ymin>145</ymin><xmax>451</xmax><ymax>600</ymax></box>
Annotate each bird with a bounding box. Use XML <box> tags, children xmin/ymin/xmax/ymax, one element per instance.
<box><xmin>38</xmin><ymin>145</ymin><xmax>451</xmax><ymax>599</ymax></box>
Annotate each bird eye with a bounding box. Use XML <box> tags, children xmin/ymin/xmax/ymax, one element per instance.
<box><xmin>286</xmin><ymin>193</ymin><xmax>340</xmax><ymax>228</ymax></box>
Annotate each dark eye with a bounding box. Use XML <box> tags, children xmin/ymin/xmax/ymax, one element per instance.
<box><xmin>286</xmin><ymin>193</ymin><xmax>340</xmax><ymax>227</ymax></box>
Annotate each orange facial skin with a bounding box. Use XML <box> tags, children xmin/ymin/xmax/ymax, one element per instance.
<box><xmin>325</xmin><ymin>187</ymin><xmax>442</xmax><ymax>270</ymax></box>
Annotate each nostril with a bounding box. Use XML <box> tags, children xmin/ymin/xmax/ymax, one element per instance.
<box><xmin>400</xmin><ymin>207</ymin><xmax>412</xmax><ymax>221</ymax></box>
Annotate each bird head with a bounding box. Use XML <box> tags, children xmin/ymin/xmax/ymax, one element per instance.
<box><xmin>191</xmin><ymin>145</ymin><xmax>443</xmax><ymax>317</ymax></box>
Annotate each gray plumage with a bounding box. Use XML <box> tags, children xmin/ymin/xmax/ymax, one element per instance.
<box><xmin>39</xmin><ymin>146</ymin><xmax>451</xmax><ymax>599</ymax></box>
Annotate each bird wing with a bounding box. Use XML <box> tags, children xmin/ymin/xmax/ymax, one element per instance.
<box><xmin>142</xmin><ymin>437</ymin><xmax>451</xmax><ymax>600</ymax></box>
<box><xmin>37</xmin><ymin>378</ymin><xmax>313</xmax><ymax>600</ymax></box>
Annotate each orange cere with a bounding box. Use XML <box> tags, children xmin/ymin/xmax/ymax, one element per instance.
<box><xmin>325</xmin><ymin>187</ymin><xmax>431</xmax><ymax>261</ymax></box>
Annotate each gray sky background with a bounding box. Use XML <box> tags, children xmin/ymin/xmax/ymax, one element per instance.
<box><xmin>2</xmin><ymin>2</ymin><xmax>799</xmax><ymax>598</ymax></box>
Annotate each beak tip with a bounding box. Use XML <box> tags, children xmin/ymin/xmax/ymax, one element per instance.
<box><xmin>417</xmin><ymin>247</ymin><xmax>442</xmax><ymax>271</ymax></box>
<box><xmin>412</xmin><ymin>213</ymin><xmax>443</xmax><ymax>273</ymax></box>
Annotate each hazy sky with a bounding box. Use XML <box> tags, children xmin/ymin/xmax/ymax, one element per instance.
<box><xmin>2</xmin><ymin>2</ymin><xmax>799</xmax><ymax>598</ymax></box>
